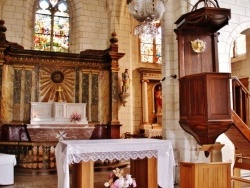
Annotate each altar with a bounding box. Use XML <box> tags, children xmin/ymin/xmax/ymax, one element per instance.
<box><xmin>55</xmin><ymin>138</ymin><xmax>175</xmax><ymax>188</ymax></box>
<box><xmin>25</xmin><ymin>102</ymin><xmax>91</xmax><ymax>141</ymax></box>
<box><xmin>27</xmin><ymin>124</ymin><xmax>94</xmax><ymax>141</ymax></box>
<box><xmin>30</xmin><ymin>102</ymin><xmax>88</xmax><ymax>124</ymax></box>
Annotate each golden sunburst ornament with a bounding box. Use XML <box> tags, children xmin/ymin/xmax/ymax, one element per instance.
<box><xmin>191</xmin><ymin>39</ymin><xmax>206</xmax><ymax>53</ymax></box>
<box><xmin>39</xmin><ymin>67</ymin><xmax>75</xmax><ymax>102</ymax></box>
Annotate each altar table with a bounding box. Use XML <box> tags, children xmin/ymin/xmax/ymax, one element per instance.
<box><xmin>55</xmin><ymin>138</ymin><xmax>175</xmax><ymax>188</ymax></box>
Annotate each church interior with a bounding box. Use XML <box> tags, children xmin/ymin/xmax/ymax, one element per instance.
<box><xmin>1</xmin><ymin>0</ymin><xmax>250</xmax><ymax>187</ymax></box>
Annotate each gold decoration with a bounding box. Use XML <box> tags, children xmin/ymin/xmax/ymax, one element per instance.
<box><xmin>191</xmin><ymin>39</ymin><xmax>206</xmax><ymax>53</ymax></box>
<box><xmin>51</xmin><ymin>71</ymin><xmax>64</xmax><ymax>83</ymax></box>
<box><xmin>56</xmin><ymin>86</ymin><xmax>63</xmax><ymax>102</ymax></box>
<box><xmin>39</xmin><ymin>67</ymin><xmax>75</xmax><ymax>102</ymax></box>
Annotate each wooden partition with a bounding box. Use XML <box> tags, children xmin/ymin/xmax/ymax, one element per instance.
<box><xmin>72</xmin><ymin>161</ymin><xmax>94</xmax><ymax>188</ymax></box>
<box><xmin>180</xmin><ymin>162</ymin><xmax>231</xmax><ymax>188</ymax></box>
<box><xmin>72</xmin><ymin>157</ymin><xmax>157</xmax><ymax>188</ymax></box>
<box><xmin>130</xmin><ymin>157</ymin><xmax>157</xmax><ymax>188</ymax></box>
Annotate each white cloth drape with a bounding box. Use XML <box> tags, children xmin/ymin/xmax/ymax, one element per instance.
<box><xmin>55</xmin><ymin>138</ymin><xmax>175</xmax><ymax>188</ymax></box>
<box><xmin>0</xmin><ymin>153</ymin><xmax>16</xmax><ymax>185</ymax></box>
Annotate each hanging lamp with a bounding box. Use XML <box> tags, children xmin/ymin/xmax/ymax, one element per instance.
<box><xmin>127</xmin><ymin>0</ymin><xmax>167</xmax><ymax>39</ymax></box>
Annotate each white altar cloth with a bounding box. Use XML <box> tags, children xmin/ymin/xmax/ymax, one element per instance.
<box><xmin>55</xmin><ymin>138</ymin><xmax>175</xmax><ymax>188</ymax></box>
<box><xmin>0</xmin><ymin>153</ymin><xmax>16</xmax><ymax>185</ymax></box>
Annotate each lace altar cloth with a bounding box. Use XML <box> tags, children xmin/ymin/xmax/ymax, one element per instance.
<box><xmin>55</xmin><ymin>138</ymin><xmax>175</xmax><ymax>188</ymax></box>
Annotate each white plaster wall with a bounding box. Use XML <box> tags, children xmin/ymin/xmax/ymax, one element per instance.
<box><xmin>1</xmin><ymin>0</ymin><xmax>25</xmax><ymax>45</ymax></box>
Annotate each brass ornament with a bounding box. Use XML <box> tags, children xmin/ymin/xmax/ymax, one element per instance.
<box><xmin>191</xmin><ymin>39</ymin><xmax>206</xmax><ymax>53</ymax></box>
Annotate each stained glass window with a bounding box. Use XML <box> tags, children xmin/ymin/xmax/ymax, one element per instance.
<box><xmin>140</xmin><ymin>22</ymin><xmax>162</xmax><ymax>64</ymax></box>
<box><xmin>34</xmin><ymin>0</ymin><xmax>69</xmax><ymax>52</ymax></box>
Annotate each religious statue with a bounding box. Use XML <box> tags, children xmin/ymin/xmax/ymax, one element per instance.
<box><xmin>154</xmin><ymin>84</ymin><xmax>162</xmax><ymax>115</ymax></box>
<box><xmin>119</xmin><ymin>69</ymin><xmax>130</xmax><ymax>106</ymax></box>
<box><xmin>122</xmin><ymin>69</ymin><xmax>129</xmax><ymax>93</ymax></box>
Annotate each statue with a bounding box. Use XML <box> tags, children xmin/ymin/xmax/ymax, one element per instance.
<box><xmin>120</xmin><ymin>69</ymin><xmax>130</xmax><ymax>106</ymax></box>
<box><xmin>154</xmin><ymin>85</ymin><xmax>162</xmax><ymax>115</ymax></box>
<box><xmin>122</xmin><ymin>69</ymin><xmax>129</xmax><ymax>93</ymax></box>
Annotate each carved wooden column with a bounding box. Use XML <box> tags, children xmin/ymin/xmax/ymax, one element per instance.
<box><xmin>108</xmin><ymin>32</ymin><xmax>125</xmax><ymax>138</ymax></box>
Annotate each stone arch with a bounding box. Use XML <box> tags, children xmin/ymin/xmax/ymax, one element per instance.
<box><xmin>220</xmin><ymin>21</ymin><xmax>250</xmax><ymax>72</ymax></box>
<box><xmin>226</xmin><ymin>21</ymin><xmax>250</xmax><ymax>55</ymax></box>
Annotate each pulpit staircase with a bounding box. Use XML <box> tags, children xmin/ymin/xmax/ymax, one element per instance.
<box><xmin>225</xmin><ymin>77</ymin><xmax>250</xmax><ymax>186</ymax></box>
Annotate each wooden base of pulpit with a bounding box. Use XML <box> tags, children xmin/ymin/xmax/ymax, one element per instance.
<box><xmin>130</xmin><ymin>157</ymin><xmax>157</xmax><ymax>188</ymax></box>
<box><xmin>72</xmin><ymin>161</ymin><xmax>94</xmax><ymax>188</ymax></box>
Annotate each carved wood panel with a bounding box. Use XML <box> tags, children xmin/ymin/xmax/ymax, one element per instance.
<box><xmin>179</xmin><ymin>72</ymin><xmax>232</xmax><ymax>144</ymax></box>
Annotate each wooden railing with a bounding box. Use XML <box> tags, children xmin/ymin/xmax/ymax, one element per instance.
<box><xmin>231</xmin><ymin>77</ymin><xmax>250</xmax><ymax>187</ymax></box>
<box><xmin>232</xmin><ymin>155</ymin><xmax>250</xmax><ymax>187</ymax></box>
<box><xmin>0</xmin><ymin>141</ymin><xmax>57</xmax><ymax>170</ymax></box>
<box><xmin>231</xmin><ymin>110</ymin><xmax>250</xmax><ymax>141</ymax></box>
<box><xmin>231</xmin><ymin>76</ymin><xmax>250</xmax><ymax>125</ymax></box>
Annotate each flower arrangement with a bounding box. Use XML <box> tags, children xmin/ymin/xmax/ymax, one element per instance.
<box><xmin>104</xmin><ymin>168</ymin><xmax>136</xmax><ymax>188</ymax></box>
<box><xmin>70</xmin><ymin>112</ymin><xmax>82</xmax><ymax>122</ymax></box>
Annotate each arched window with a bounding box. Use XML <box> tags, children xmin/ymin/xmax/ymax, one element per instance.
<box><xmin>231</xmin><ymin>33</ymin><xmax>247</xmax><ymax>63</ymax></box>
<box><xmin>140</xmin><ymin>22</ymin><xmax>162</xmax><ymax>64</ymax></box>
<box><xmin>34</xmin><ymin>0</ymin><xmax>70</xmax><ymax>52</ymax></box>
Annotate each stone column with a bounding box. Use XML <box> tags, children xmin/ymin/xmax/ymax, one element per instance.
<box><xmin>1</xmin><ymin>64</ymin><xmax>14</xmax><ymax>123</ymax></box>
<box><xmin>141</xmin><ymin>79</ymin><xmax>151</xmax><ymax>129</ymax></box>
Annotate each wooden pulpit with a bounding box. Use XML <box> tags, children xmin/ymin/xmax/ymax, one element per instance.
<box><xmin>175</xmin><ymin>1</ymin><xmax>232</xmax><ymax>145</ymax></box>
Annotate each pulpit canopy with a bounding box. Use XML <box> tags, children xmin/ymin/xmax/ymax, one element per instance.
<box><xmin>175</xmin><ymin>0</ymin><xmax>231</xmax><ymax>32</ymax></box>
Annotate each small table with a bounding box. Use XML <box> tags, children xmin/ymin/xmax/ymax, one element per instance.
<box><xmin>55</xmin><ymin>138</ymin><xmax>175</xmax><ymax>188</ymax></box>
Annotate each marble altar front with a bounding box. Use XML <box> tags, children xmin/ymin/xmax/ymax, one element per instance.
<box><xmin>27</xmin><ymin>124</ymin><xmax>94</xmax><ymax>141</ymax></box>
<box><xmin>28</xmin><ymin>102</ymin><xmax>90</xmax><ymax>142</ymax></box>
<box><xmin>30</xmin><ymin>102</ymin><xmax>88</xmax><ymax>124</ymax></box>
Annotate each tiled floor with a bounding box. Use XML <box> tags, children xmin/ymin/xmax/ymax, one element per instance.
<box><xmin>4</xmin><ymin>173</ymin><xmax>250</xmax><ymax>188</ymax></box>
<box><xmin>0</xmin><ymin>164</ymin><xmax>180</xmax><ymax>188</ymax></box>
<box><xmin>0</xmin><ymin>168</ymin><xmax>120</xmax><ymax>188</ymax></box>
<box><xmin>4</xmin><ymin>171</ymin><xmax>250</xmax><ymax>188</ymax></box>
<box><xmin>0</xmin><ymin>173</ymin><xmax>180</xmax><ymax>188</ymax></box>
